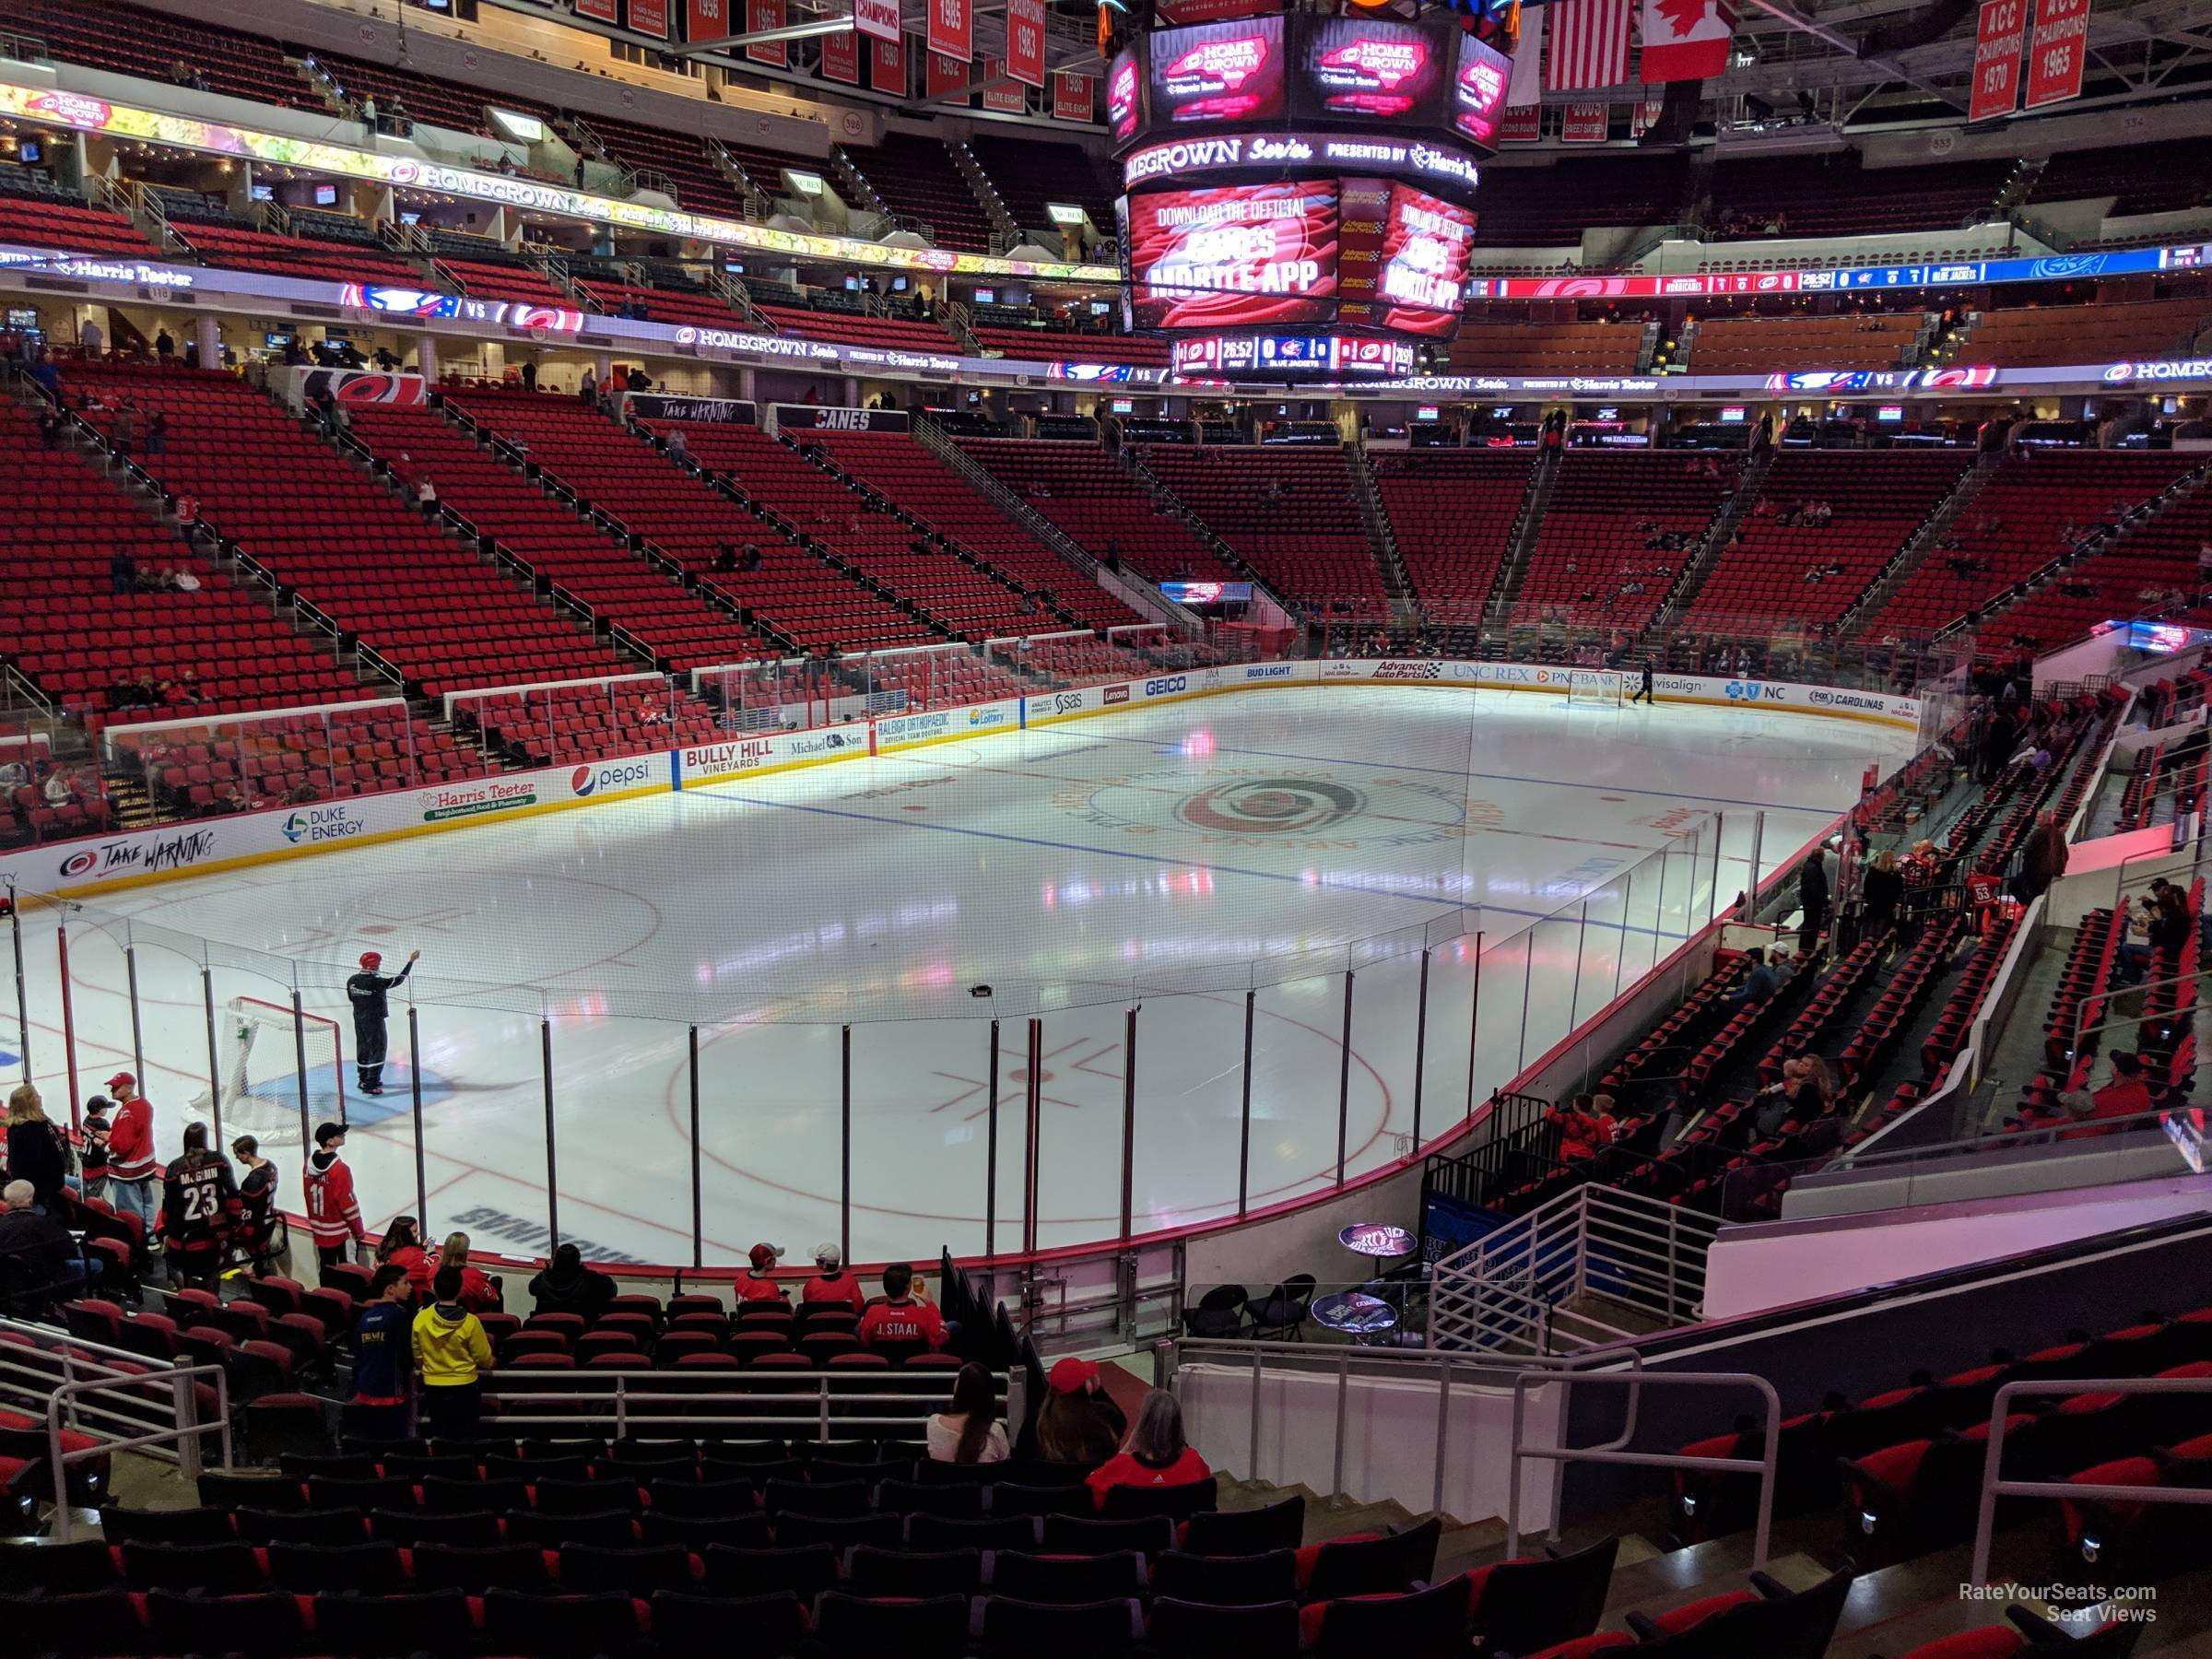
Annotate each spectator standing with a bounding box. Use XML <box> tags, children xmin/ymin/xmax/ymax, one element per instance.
<box><xmin>1086</xmin><ymin>1388</ymin><xmax>1210</xmax><ymax>1505</ymax></box>
<box><xmin>2010</xmin><ymin>810</ymin><xmax>2068</xmax><ymax>904</ymax></box>
<box><xmin>350</xmin><ymin>1265</ymin><xmax>415</xmax><ymax>1440</ymax></box>
<box><xmin>109</xmin><ymin>547</ymin><xmax>135</xmax><ymax>594</ymax></box>
<box><xmin>529</xmin><ymin>1241</ymin><xmax>615</xmax><ymax>1320</ymax></box>
<box><xmin>1797</xmin><ymin>851</ymin><xmax>1830</xmax><ymax>953</ymax></box>
<box><xmin>6</xmin><ymin>1085</ymin><xmax>68</xmax><ymax>1212</ymax></box>
<box><xmin>666</xmin><ymin>428</ymin><xmax>688</xmax><ymax>465</ymax></box>
<box><xmin>230</xmin><ymin>1135</ymin><xmax>279</xmax><ymax>1271</ymax></box>
<box><xmin>154</xmin><ymin>330</ymin><xmax>174</xmax><ymax>361</ymax></box>
<box><xmin>303</xmin><ymin>1120</ymin><xmax>368</xmax><ymax>1278</ymax></box>
<box><xmin>1861</xmin><ymin>850</ymin><xmax>1904</xmax><ymax>937</ymax></box>
<box><xmin>78</xmin><ymin>316</ymin><xmax>102</xmax><ymax>359</ymax></box>
<box><xmin>926</xmin><ymin>1362</ymin><xmax>1009</xmax><ymax>1465</ymax></box>
<box><xmin>78</xmin><ymin>1097</ymin><xmax>112</xmax><ymax>1202</ymax></box>
<box><xmin>347</xmin><ymin>947</ymin><xmax>418</xmax><ymax>1096</ymax></box>
<box><xmin>1035</xmin><ymin>1358</ymin><xmax>1127</xmax><ymax>1465</ymax></box>
<box><xmin>159</xmin><ymin>1122</ymin><xmax>241</xmax><ymax>1289</ymax></box>
<box><xmin>857</xmin><ymin>1261</ymin><xmax>949</xmax><ymax>1350</ymax></box>
<box><xmin>801</xmin><ymin>1242</ymin><xmax>867</xmax><ymax>1313</ymax></box>
<box><xmin>104</xmin><ymin>1070</ymin><xmax>159</xmax><ymax>1245</ymax></box>
<box><xmin>412</xmin><ymin>1265</ymin><xmax>493</xmax><ymax>1437</ymax></box>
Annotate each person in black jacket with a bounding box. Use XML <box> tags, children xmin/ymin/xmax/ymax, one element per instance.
<box><xmin>347</xmin><ymin>947</ymin><xmax>419</xmax><ymax>1096</ymax></box>
<box><xmin>1861</xmin><ymin>849</ymin><xmax>1904</xmax><ymax>939</ymax></box>
<box><xmin>1796</xmin><ymin>851</ymin><xmax>1830</xmax><ymax>954</ymax></box>
<box><xmin>529</xmin><ymin>1242</ymin><xmax>615</xmax><ymax>1321</ymax></box>
<box><xmin>6</xmin><ymin>1086</ymin><xmax>69</xmax><ymax>1212</ymax></box>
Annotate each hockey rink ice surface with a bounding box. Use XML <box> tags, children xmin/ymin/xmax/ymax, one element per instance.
<box><xmin>18</xmin><ymin>687</ymin><xmax>1917</xmax><ymax>1265</ymax></box>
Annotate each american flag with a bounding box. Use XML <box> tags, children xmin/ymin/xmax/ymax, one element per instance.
<box><xmin>1546</xmin><ymin>0</ymin><xmax>1633</xmax><ymax>90</ymax></box>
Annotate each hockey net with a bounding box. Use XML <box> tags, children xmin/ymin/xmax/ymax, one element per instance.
<box><xmin>1565</xmin><ymin>668</ymin><xmax>1626</xmax><ymax>709</ymax></box>
<box><xmin>191</xmin><ymin>996</ymin><xmax>346</xmax><ymax>1149</ymax></box>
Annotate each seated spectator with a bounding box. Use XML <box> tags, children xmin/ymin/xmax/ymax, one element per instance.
<box><xmin>1724</xmin><ymin>947</ymin><xmax>1777</xmax><ymax>1006</ymax></box>
<box><xmin>376</xmin><ymin>1215</ymin><xmax>433</xmax><ymax>1296</ymax></box>
<box><xmin>432</xmin><ymin>1231</ymin><xmax>500</xmax><ymax>1313</ymax></box>
<box><xmin>857</xmin><ymin>1260</ymin><xmax>948</xmax><ymax>1350</ymax></box>
<box><xmin>40</xmin><ymin>770</ymin><xmax>72</xmax><ymax>807</ymax></box>
<box><xmin>1086</xmin><ymin>1388</ymin><xmax>1210</xmax><ymax>1506</ymax></box>
<box><xmin>0</xmin><ymin>1177</ymin><xmax>94</xmax><ymax>1305</ymax></box>
<box><xmin>927</xmin><ymin>1361</ymin><xmax>1009</xmax><ymax>1465</ymax></box>
<box><xmin>735</xmin><ymin>1241</ymin><xmax>789</xmax><ymax>1305</ymax></box>
<box><xmin>1036</xmin><ymin>1357</ymin><xmax>1127</xmax><ymax>1465</ymax></box>
<box><xmin>801</xmin><ymin>1241</ymin><xmax>867</xmax><ymax>1313</ymax></box>
<box><xmin>530</xmin><ymin>1241</ymin><xmax>616</xmax><ymax>1321</ymax></box>
<box><xmin>2091</xmin><ymin>1052</ymin><xmax>2154</xmax><ymax>1124</ymax></box>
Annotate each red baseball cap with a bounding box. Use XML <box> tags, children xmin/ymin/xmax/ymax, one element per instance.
<box><xmin>1048</xmin><ymin>1357</ymin><xmax>1099</xmax><ymax>1394</ymax></box>
<box><xmin>106</xmin><ymin>1071</ymin><xmax>136</xmax><ymax>1092</ymax></box>
<box><xmin>748</xmin><ymin>1242</ymin><xmax>782</xmax><ymax>1270</ymax></box>
<box><xmin>359</xmin><ymin>951</ymin><xmax>382</xmax><ymax>970</ymax></box>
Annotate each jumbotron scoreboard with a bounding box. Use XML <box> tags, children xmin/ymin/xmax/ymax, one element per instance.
<box><xmin>1110</xmin><ymin>9</ymin><xmax>1505</xmax><ymax>383</ymax></box>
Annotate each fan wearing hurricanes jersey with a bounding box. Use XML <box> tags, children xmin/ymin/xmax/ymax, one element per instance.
<box><xmin>160</xmin><ymin>1122</ymin><xmax>242</xmax><ymax>1288</ymax></box>
<box><xmin>347</xmin><ymin>947</ymin><xmax>420</xmax><ymax>1096</ymax></box>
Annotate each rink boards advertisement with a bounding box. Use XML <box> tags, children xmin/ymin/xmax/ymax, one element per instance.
<box><xmin>8</xmin><ymin>661</ymin><xmax>1919</xmax><ymax>897</ymax></box>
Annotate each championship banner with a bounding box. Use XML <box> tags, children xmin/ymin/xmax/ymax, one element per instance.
<box><xmin>928</xmin><ymin>0</ymin><xmax>972</xmax><ymax>64</ymax></box>
<box><xmin>870</xmin><ymin>31</ymin><xmax>908</xmax><ymax>92</ymax></box>
<box><xmin>982</xmin><ymin>57</ymin><xmax>1028</xmax><ymax>112</ymax></box>
<box><xmin>1006</xmin><ymin>0</ymin><xmax>1047</xmax><ymax>88</ymax></box>
<box><xmin>574</xmin><ymin>0</ymin><xmax>619</xmax><ymax>21</ymax></box>
<box><xmin>823</xmin><ymin>25</ymin><xmax>861</xmax><ymax>83</ymax></box>
<box><xmin>1969</xmin><ymin>0</ymin><xmax>2028</xmax><ymax>121</ymax></box>
<box><xmin>1560</xmin><ymin>101</ymin><xmax>1610</xmax><ymax>142</ymax></box>
<box><xmin>628</xmin><ymin>0</ymin><xmax>669</xmax><ymax>39</ymax></box>
<box><xmin>745</xmin><ymin>0</ymin><xmax>786</xmax><ymax>66</ymax></box>
<box><xmin>2023</xmin><ymin>0</ymin><xmax>2091</xmax><ymax>109</ymax></box>
<box><xmin>1499</xmin><ymin>104</ymin><xmax>1543</xmax><ymax>143</ymax></box>
<box><xmin>853</xmin><ymin>0</ymin><xmax>900</xmax><ymax>45</ymax></box>
<box><xmin>926</xmin><ymin>48</ymin><xmax>971</xmax><ymax>99</ymax></box>
<box><xmin>1052</xmin><ymin>71</ymin><xmax>1094</xmax><ymax>122</ymax></box>
<box><xmin>685</xmin><ymin>0</ymin><xmax>728</xmax><ymax>41</ymax></box>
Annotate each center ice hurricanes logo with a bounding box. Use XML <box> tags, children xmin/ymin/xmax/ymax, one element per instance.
<box><xmin>1059</xmin><ymin>766</ymin><xmax>1500</xmax><ymax>850</ymax></box>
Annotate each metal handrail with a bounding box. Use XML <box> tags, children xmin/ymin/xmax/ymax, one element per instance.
<box><xmin>1970</xmin><ymin>1375</ymin><xmax>2212</xmax><ymax>1584</ymax></box>
<box><xmin>2069</xmin><ymin>957</ymin><xmax>2207</xmax><ymax>1061</ymax></box>
<box><xmin>33</xmin><ymin>1357</ymin><xmax>232</xmax><ymax>1543</ymax></box>
<box><xmin>479</xmin><ymin>1368</ymin><xmax>1018</xmax><ymax>1442</ymax></box>
<box><xmin>1508</xmin><ymin>1368</ymin><xmax>1783</xmax><ymax>1568</ymax></box>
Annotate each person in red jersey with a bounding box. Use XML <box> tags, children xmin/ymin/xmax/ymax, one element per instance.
<box><xmin>735</xmin><ymin>1242</ymin><xmax>789</xmax><ymax>1304</ymax></box>
<box><xmin>103</xmin><ymin>1070</ymin><xmax>159</xmax><ymax>1251</ymax></box>
<box><xmin>1086</xmin><ymin>1387</ymin><xmax>1210</xmax><ymax>1507</ymax></box>
<box><xmin>159</xmin><ymin>1122</ymin><xmax>241</xmax><ymax>1289</ymax></box>
<box><xmin>857</xmin><ymin>1260</ymin><xmax>948</xmax><ymax>1350</ymax></box>
<box><xmin>801</xmin><ymin>1242</ymin><xmax>867</xmax><ymax>1314</ymax></box>
<box><xmin>303</xmin><ymin>1120</ymin><xmax>367</xmax><ymax>1280</ymax></box>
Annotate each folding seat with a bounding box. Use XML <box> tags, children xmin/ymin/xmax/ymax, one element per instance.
<box><xmin>994</xmin><ymin>1479</ymin><xmax>1093</xmax><ymax>1518</ymax></box>
<box><xmin>558</xmin><ymin>1542</ymin><xmax>695</xmax><ymax>1595</ymax></box>
<box><xmin>381</xmin><ymin>1452</ymin><xmax>480</xmax><ymax>1482</ymax></box>
<box><xmin>99</xmin><ymin>1504</ymin><xmax>236</xmax><ymax>1544</ymax></box>
<box><xmin>1148</xmin><ymin>1595</ymin><xmax>1300</xmax><ymax>1659</ymax></box>
<box><xmin>1296</xmin><ymin>1517</ymin><xmax>1441</xmax><ymax>1600</ymax></box>
<box><xmin>266</xmin><ymin>1540</ymin><xmax>406</xmax><ymax>1594</ymax></box>
<box><xmin>765</xmin><ymin>1476</ymin><xmax>867</xmax><ymax>1517</ymax></box>
<box><xmin>413</xmin><ymin>1541</ymin><xmax>553</xmax><ymax>1594</ymax></box>
<box><xmin>537</xmin><ymin>1476</ymin><xmax>644</xmax><ymax>1516</ymax></box>
<box><xmin>1100</xmin><ymin>1480</ymin><xmax>1216</xmax><ymax>1524</ymax></box>
<box><xmin>1462</xmin><ymin>1537</ymin><xmax>1618</xmax><ymax>1657</ymax></box>
<box><xmin>774</xmin><ymin>1510</ymin><xmax>902</xmax><ymax>1552</ymax></box>
<box><xmin>0</xmin><ymin>1535</ymin><xmax>118</xmax><ymax>1594</ymax></box>
<box><xmin>122</xmin><ymin>1539</ymin><xmax>270</xmax><ymax>1593</ymax></box>
<box><xmin>880</xmin><ymin>1476</ymin><xmax>981</xmax><ymax>1518</ymax></box>
<box><xmin>980</xmin><ymin>1594</ymin><xmax>1144</xmax><ymax>1659</ymax></box>
<box><xmin>309</xmin><ymin>1473</ymin><xmax>415</xmax><ymax>1513</ymax></box>
<box><xmin>482</xmin><ymin>1589</ymin><xmax>641</xmax><ymax>1658</ymax></box>
<box><xmin>233</xmin><ymin>1506</ymin><xmax>366</xmax><ymax>1548</ymax></box>
<box><xmin>1619</xmin><ymin>1564</ymin><xmax>1853</xmax><ymax>1657</ymax></box>
<box><xmin>992</xmin><ymin>1548</ymin><xmax>1147</xmax><ymax>1603</ymax></box>
<box><xmin>312</xmin><ymin>1588</ymin><xmax>476</xmax><ymax>1658</ymax></box>
<box><xmin>701</xmin><ymin>1541</ymin><xmax>840</xmax><ymax>1600</ymax></box>
<box><xmin>1041</xmin><ymin>1512</ymin><xmax>1177</xmax><ymax>1559</ymax></box>
<box><xmin>371</xmin><ymin>1506</ymin><xmax>501</xmax><ymax>1547</ymax></box>
<box><xmin>1300</xmin><ymin>1576</ymin><xmax>1473</xmax><ymax>1659</ymax></box>
<box><xmin>509</xmin><ymin>1508</ymin><xmax>641</xmax><ymax>1550</ymax></box>
<box><xmin>1149</xmin><ymin>1547</ymin><xmax>1299</xmax><ymax>1606</ymax></box>
<box><xmin>1179</xmin><ymin>1493</ymin><xmax>1302</xmax><ymax>1554</ymax></box>
<box><xmin>650</xmin><ymin>1476</ymin><xmax>759</xmax><ymax>1517</ymax></box>
<box><xmin>814</xmin><ymin>1592</ymin><xmax>972</xmax><ymax>1659</ymax></box>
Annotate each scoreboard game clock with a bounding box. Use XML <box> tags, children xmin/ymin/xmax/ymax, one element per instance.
<box><xmin>1112</xmin><ymin>10</ymin><xmax>1504</xmax><ymax>382</ymax></box>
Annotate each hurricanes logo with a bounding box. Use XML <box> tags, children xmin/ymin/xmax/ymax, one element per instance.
<box><xmin>1060</xmin><ymin>766</ymin><xmax>1500</xmax><ymax>850</ymax></box>
<box><xmin>1180</xmin><ymin>778</ymin><xmax>1365</xmax><ymax>834</ymax></box>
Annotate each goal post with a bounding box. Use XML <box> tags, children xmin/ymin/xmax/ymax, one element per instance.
<box><xmin>1565</xmin><ymin>669</ymin><xmax>1627</xmax><ymax>709</ymax></box>
<box><xmin>192</xmin><ymin>996</ymin><xmax>346</xmax><ymax>1150</ymax></box>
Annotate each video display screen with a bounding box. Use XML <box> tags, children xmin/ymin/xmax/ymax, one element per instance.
<box><xmin>1146</xmin><ymin>17</ymin><xmax>1287</xmax><ymax>128</ymax></box>
<box><xmin>1450</xmin><ymin>32</ymin><xmax>1512</xmax><ymax>147</ymax></box>
<box><xmin>1106</xmin><ymin>45</ymin><xmax>1144</xmax><ymax>145</ymax></box>
<box><xmin>1294</xmin><ymin>16</ymin><xmax>1447</xmax><ymax>124</ymax></box>
<box><xmin>1126</xmin><ymin>182</ymin><xmax>1339</xmax><ymax>329</ymax></box>
<box><xmin>1376</xmin><ymin>182</ymin><xmax>1478</xmax><ymax>334</ymax></box>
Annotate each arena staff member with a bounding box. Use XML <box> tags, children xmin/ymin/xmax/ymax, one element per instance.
<box><xmin>347</xmin><ymin>947</ymin><xmax>420</xmax><ymax>1097</ymax></box>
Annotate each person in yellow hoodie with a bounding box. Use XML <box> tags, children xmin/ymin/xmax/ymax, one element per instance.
<box><xmin>412</xmin><ymin>1265</ymin><xmax>494</xmax><ymax>1438</ymax></box>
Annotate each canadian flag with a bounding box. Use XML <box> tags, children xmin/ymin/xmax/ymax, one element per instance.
<box><xmin>1640</xmin><ymin>0</ymin><xmax>1736</xmax><ymax>82</ymax></box>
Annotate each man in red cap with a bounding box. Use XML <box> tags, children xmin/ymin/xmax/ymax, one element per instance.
<box><xmin>346</xmin><ymin>947</ymin><xmax>419</xmax><ymax>1097</ymax></box>
<box><xmin>103</xmin><ymin>1070</ymin><xmax>160</xmax><ymax>1252</ymax></box>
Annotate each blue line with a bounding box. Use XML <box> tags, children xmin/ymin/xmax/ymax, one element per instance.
<box><xmin>686</xmin><ymin>783</ymin><xmax>1680</xmax><ymax>936</ymax></box>
<box><xmin>1070</xmin><ymin>728</ymin><xmax>1853</xmax><ymax>814</ymax></box>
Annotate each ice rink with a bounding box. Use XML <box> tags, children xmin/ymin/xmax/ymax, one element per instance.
<box><xmin>13</xmin><ymin>686</ymin><xmax>1916</xmax><ymax>1265</ymax></box>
